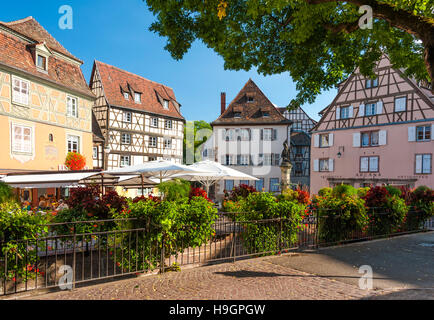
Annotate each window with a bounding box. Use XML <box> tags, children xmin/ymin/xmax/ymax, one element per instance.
<box><xmin>149</xmin><ymin>136</ymin><xmax>157</xmax><ymax>147</ymax></box>
<box><xmin>295</xmin><ymin>162</ymin><xmax>303</xmax><ymax>175</ymax></box>
<box><xmin>151</xmin><ymin>118</ymin><xmax>158</xmax><ymax>128</ymax></box>
<box><xmin>165</xmin><ymin>120</ymin><xmax>173</xmax><ymax>129</ymax></box>
<box><xmin>12</xmin><ymin>77</ymin><xmax>29</xmax><ymax>105</ymax></box>
<box><xmin>234</xmin><ymin>112</ymin><xmax>241</xmax><ymax>118</ymax></box>
<box><xmin>225</xmin><ymin>180</ymin><xmax>234</xmax><ymax>191</ymax></box>
<box><xmin>163</xmin><ymin>100</ymin><xmax>169</xmax><ymax>109</ymax></box>
<box><xmin>262</xmin><ymin>111</ymin><xmax>270</xmax><ymax>117</ymax></box>
<box><xmin>164</xmin><ymin>138</ymin><xmax>172</xmax><ymax>149</ymax></box>
<box><xmin>123</xmin><ymin>112</ymin><xmax>132</xmax><ymax>123</ymax></box>
<box><xmin>67</xmin><ymin>96</ymin><xmax>78</xmax><ymax>117</ymax></box>
<box><xmin>319</xmin><ymin>159</ymin><xmax>329</xmax><ymax>172</ymax></box>
<box><xmin>48</xmin><ymin>134</ymin><xmax>54</xmax><ymax>142</ymax></box>
<box><xmin>365</xmin><ymin>103</ymin><xmax>377</xmax><ymax>116</ymax></box>
<box><xmin>123</xmin><ymin>92</ymin><xmax>129</xmax><ymax>100</ymax></box>
<box><xmin>224</xmin><ymin>129</ymin><xmax>234</xmax><ymax>141</ymax></box>
<box><xmin>264</xmin><ymin>154</ymin><xmax>272</xmax><ymax>166</ymax></box>
<box><xmin>361</xmin><ymin>131</ymin><xmax>379</xmax><ymax>147</ymax></box>
<box><xmin>416</xmin><ymin>125</ymin><xmax>431</xmax><ymax>141</ymax></box>
<box><xmin>270</xmin><ymin>178</ymin><xmax>280</xmax><ymax>192</ymax></box>
<box><xmin>415</xmin><ymin>154</ymin><xmax>432</xmax><ymax>174</ymax></box>
<box><xmin>237</xmin><ymin>155</ymin><xmax>250</xmax><ymax>166</ymax></box>
<box><xmin>395</xmin><ymin>97</ymin><xmax>407</xmax><ymax>112</ymax></box>
<box><xmin>240</xmin><ymin>180</ymin><xmax>249</xmax><ymax>186</ymax></box>
<box><xmin>36</xmin><ymin>54</ymin><xmax>47</xmax><ymax>70</ymax></box>
<box><xmin>240</xmin><ymin>129</ymin><xmax>250</xmax><ymax>141</ymax></box>
<box><xmin>225</xmin><ymin>155</ymin><xmax>235</xmax><ymax>165</ymax></box>
<box><xmin>93</xmin><ymin>147</ymin><xmax>98</xmax><ymax>159</ymax></box>
<box><xmin>360</xmin><ymin>156</ymin><xmax>379</xmax><ymax>172</ymax></box>
<box><xmin>120</xmin><ymin>155</ymin><xmax>131</xmax><ymax>167</ymax></box>
<box><xmin>67</xmin><ymin>135</ymin><xmax>80</xmax><ymax>153</ymax></box>
<box><xmin>11</xmin><ymin>124</ymin><xmax>32</xmax><ymax>154</ymax></box>
<box><xmin>340</xmin><ymin>106</ymin><xmax>350</xmax><ymax>119</ymax></box>
<box><xmin>121</xmin><ymin>133</ymin><xmax>131</xmax><ymax>144</ymax></box>
<box><xmin>134</xmin><ymin>93</ymin><xmax>141</xmax><ymax>103</ymax></box>
<box><xmin>320</xmin><ymin>134</ymin><xmax>330</xmax><ymax>147</ymax></box>
<box><xmin>366</xmin><ymin>78</ymin><xmax>378</xmax><ymax>88</ymax></box>
<box><xmin>247</xmin><ymin>96</ymin><xmax>254</xmax><ymax>103</ymax></box>
<box><xmin>262</xmin><ymin>128</ymin><xmax>274</xmax><ymax>141</ymax></box>
<box><xmin>255</xmin><ymin>178</ymin><xmax>264</xmax><ymax>191</ymax></box>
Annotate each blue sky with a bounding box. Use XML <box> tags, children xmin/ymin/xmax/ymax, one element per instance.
<box><xmin>1</xmin><ymin>0</ymin><xmax>337</xmax><ymax>122</ymax></box>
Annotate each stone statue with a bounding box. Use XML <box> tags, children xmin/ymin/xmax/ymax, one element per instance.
<box><xmin>281</xmin><ymin>139</ymin><xmax>291</xmax><ymax>164</ymax></box>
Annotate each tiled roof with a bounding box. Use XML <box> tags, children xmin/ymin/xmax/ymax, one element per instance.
<box><xmin>92</xmin><ymin>112</ymin><xmax>105</xmax><ymax>142</ymax></box>
<box><xmin>290</xmin><ymin>131</ymin><xmax>311</xmax><ymax>146</ymax></box>
<box><xmin>0</xmin><ymin>17</ymin><xmax>94</xmax><ymax>98</ymax></box>
<box><xmin>93</xmin><ymin>61</ymin><xmax>184</xmax><ymax>120</ymax></box>
<box><xmin>0</xmin><ymin>17</ymin><xmax>80</xmax><ymax>62</ymax></box>
<box><xmin>212</xmin><ymin>79</ymin><xmax>291</xmax><ymax>126</ymax></box>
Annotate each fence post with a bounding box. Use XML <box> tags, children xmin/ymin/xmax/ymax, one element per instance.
<box><xmin>278</xmin><ymin>211</ymin><xmax>282</xmax><ymax>254</ymax></box>
<box><xmin>233</xmin><ymin>212</ymin><xmax>236</xmax><ymax>263</ymax></box>
<box><xmin>72</xmin><ymin>224</ymin><xmax>76</xmax><ymax>290</ymax></box>
<box><xmin>315</xmin><ymin>209</ymin><xmax>319</xmax><ymax>249</ymax></box>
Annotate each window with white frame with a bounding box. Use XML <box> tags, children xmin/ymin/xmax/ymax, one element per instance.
<box><xmin>264</xmin><ymin>154</ymin><xmax>272</xmax><ymax>166</ymax></box>
<box><xmin>360</xmin><ymin>156</ymin><xmax>379</xmax><ymax>172</ymax></box>
<box><xmin>395</xmin><ymin>97</ymin><xmax>407</xmax><ymax>112</ymax></box>
<box><xmin>121</xmin><ymin>133</ymin><xmax>131</xmax><ymax>144</ymax></box>
<box><xmin>415</xmin><ymin>154</ymin><xmax>432</xmax><ymax>174</ymax></box>
<box><xmin>262</xmin><ymin>128</ymin><xmax>274</xmax><ymax>141</ymax></box>
<box><xmin>120</xmin><ymin>155</ymin><xmax>131</xmax><ymax>167</ymax></box>
<box><xmin>67</xmin><ymin>135</ymin><xmax>80</xmax><ymax>153</ymax></box>
<box><xmin>225</xmin><ymin>180</ymin><xmax>234</xmax><ymax>191</ymax></box>
<box><xmin>237</xmin><ymin>154</ymin><xmax>250</xmax><ymax>166</ymax></box>
<box><xmin>123</xmin><ymin>111</ymin><xmax>132</xmax><ymax>123</ymax></box>
<box><xmin>319</xmin><ymin>159</ymin><xmax>330</xmax><ymax>172</ymax></box>
<box><xmin>36</xmin><ymin>54</ymin><xmax>47</xmax><ymax>71</ymax></box>
<box><xmin>255</xmin><ymin>178</ymin><xmax>264</xmax><ymax>191</ymax></box>
<box><xmin>163</xmin><ymin>100</ymin><xmax>169</xmax><ymax>109</ymax></box>
<box><xmin>320</xmin><ymin>134</ymin><xmax>330</xmax><ymax>147</ymax></box>
<box><xmin>149</xmin><ymin>136</ymin><xmax>157</xmax><ymax>147</ymax></box>
<box><xmin>12</xmin><ymin>77</ymin><xmax>29</xmax><ymax>105</ymax></box>
<box><xmin>123</xmin><ymin>92</ymin><xmax>129</xmax><ymax>100</ymax></box>
<box><xmin>416</xmin><ymin>125</ymin><xmax>431</xmax><ymax>141</ymax></box>
<box><xmin>134</xmin><ymin>93</ymin><xmax>141</xmax><ymax>103</ymax></box>
<box><xmin>151</xmin><ymin>117</ymin><xmax>158</xmax><ymax>128</ymax></box>
<box><xmin>270</xmin><ymin>178</ymin><xmax>280</xmax><ymax>192</ymax></box>
<box><xmin>365</xmin><ymin>103</ymin><xmax>377</xmax><ymax>116</ymax></box>
<box><xmin>164</xmin><ymin>138</ymin><xmax>172</xmax><ymax>149</ymax></box>
<box><xmin>165</xmin><ymin>120</ymin><xmax>173</xmax><ymax>129</ymax></box>
<box><xmin>366</xmin><ymin>78</ymin><xmax>378</xmax><ymax>88</ymax></box>
<box><xmin>11</xmin><ymin>124</ymin><xmax>32</xmax><ymax>154</ymax></box>
<box><xmin>340</xmin><ymin>106</ymin><xmax>350</xmax><ymax>119</ymax></box>
<box><xmin>67</xmin><ymin>96</ymin><xmax>78</xmax><ymax>117</ymax></box>
<box><xmin>225</xmin><ymin>155</ymin><xmax>235</xmax><ymax>165</ymax></box>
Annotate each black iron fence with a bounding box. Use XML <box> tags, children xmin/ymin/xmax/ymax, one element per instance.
<box><xmin>1</xmin><ymin>208</ymin><xmax>432</xmax><ymax>296</ymax></box>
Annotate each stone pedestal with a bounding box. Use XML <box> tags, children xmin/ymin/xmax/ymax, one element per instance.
<box><xmin>280</xmin><ymin>161</ymin><xmax>292</xmax><ymax>193</ymax></box>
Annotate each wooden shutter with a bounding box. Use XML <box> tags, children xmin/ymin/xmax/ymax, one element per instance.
<box><xmin>260</xmin><ymin>129</ymin><xmax>264</xmax><ymax>140</ymax></box>
<box><xmin>313</xmin><ymin>159</ymin><xmax>319</xmax><ymax>172</ymax></box>
<box><xmin>329</xmin><ymin>133</ymin><xmax>334</xmax><ymax>147</ymax></box>
<box><xmin>432</xmin><ymin>125</ymin><xmax>434</xmax><ymax>140</ymax></box>
<box><xmin>272</xmin><ymin>129</ymin><xmax>277</xmax><ymax>141</ymax></box>
<box><xmin>353</xmin><ymin>133</ymin><xmax>361</xmax><ymax>147</ymax></box>
<box><xmin>348</xmin><ymin>105</ymin><xmax>354</xmax><ymax>118</ymax></box>
<box><xmin>336</xmin><ymin>107</ymin><xmax>341</xmax><ymax>120</ymax></box>
<box><xmin>415</xmin><ymin>155</ymin><xmax>422</xmax><ymax>173</ymax></box>
<box><xmin>314</xmin><ymin>135</ymin><xmax>319</xmax><ymax>147</ymax></box>
<box><xmin>328</xmin><ymin>159</ymin><xmax>334</xmax><ymax>172</ymax></box>
<box><xmin>379</xmin><ymin>130</ymin><xmax>387</xmax><ymax>145</ymax></box>
<box><xmin>408</xmin><ymin>126</ymin><xmax>416</xmax><ymax>142</ymax></box>
<box><xmin>359</xmin><ymin>104</ymin><xmax>365</xmax><ymax>117</ymax></box>
<box><xmin>377</xmin><ymin>101</ymin><xmax>383</xmax><ymax>114</ymax></box>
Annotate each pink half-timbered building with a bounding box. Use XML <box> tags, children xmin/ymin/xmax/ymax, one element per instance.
<box><xmin>311</xmin><ymin>55</ymin><xmax>434</xmax><ymax>194</ymax></box>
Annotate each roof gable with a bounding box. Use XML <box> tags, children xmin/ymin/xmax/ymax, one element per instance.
<box><xmin>212</xmin><ymin>79</ymin><xmax>291</xmax><ymax>125</ymax></box>
<box><xmin>93</xmin><ymin>61</ymin><xmax>184</xmax><ymax>120</ymax></box>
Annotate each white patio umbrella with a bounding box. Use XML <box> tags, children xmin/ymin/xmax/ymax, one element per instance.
<box><xmin>172</xmin><ymin>160</ymin><xmax>259</xmax><ymax>195</ymax></box>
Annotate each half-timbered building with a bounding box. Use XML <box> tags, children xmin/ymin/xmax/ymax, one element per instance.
<box><xmin>278</xmin><ymin>106</ymin><xmax>317</xmax><ymax>189</ymax></box>
<box><xmin>89</xmin><ymin>61</ymin><xmax>185</xmax><ymax>170</ymax></box>
<box><xmin>311</xmin><ymin>55</ymin><xmax>434</xmax><ymax>194</ymax></box>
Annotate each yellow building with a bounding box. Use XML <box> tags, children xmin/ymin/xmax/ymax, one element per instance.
<box><xmin>0</xmin><ymin>17</ymin><xmax>95</xmax><ymax>174</ymax></box>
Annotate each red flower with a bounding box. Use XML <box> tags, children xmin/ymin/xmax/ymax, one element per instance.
<box><xmin>65</xmin><ymin>152</ymin><xmax>86</xmax><ymax>171</ymax></box>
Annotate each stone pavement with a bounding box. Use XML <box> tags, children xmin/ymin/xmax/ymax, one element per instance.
<box><xmin>20</xmin><ymin>255</ymin><xmax>383</xmax><ymax>300</ymax></box>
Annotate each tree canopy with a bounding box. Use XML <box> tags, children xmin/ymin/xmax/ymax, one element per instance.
<box><xmin>144</xmin><ymin>0</ymin><xmax>434</xmax><ymax>108</ymax></box>
<box><xmin>183</xmin><ymin>120</ymin><xmax>213</xmax><ymax>164</ymax></box>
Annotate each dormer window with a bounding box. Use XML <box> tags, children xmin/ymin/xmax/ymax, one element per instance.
<box><xmin>163</xmin><ymin>100</ymin><xmax>169</xmax><ymax>110</ymax></box>
<box><xmin>234</xmin><ymin>112</ymin><xmax>241</xmax><ymax>118</ymax></box>
<box><xmin>134</xmin><ymin>93</ymin><xmax>141</xmax><ymax>103</ymax></box>
<box><xmin>247</xmin><ymin>96</ymin><xmax>254</xmax><ymax>103</ymax></box>
<box><xmin>263</xmin><ymin>111</ymin><xmax>270</xmax><ymax>117</ymax></box>
<box><xmin>36</xmin><ymin>54</ymin><xmax>47</xmax><ymax>71</ymax></box>
<box><xmin>123</xmin><ymin>92</ymin><xmax>129</xmax><ymax>100</ymax></box>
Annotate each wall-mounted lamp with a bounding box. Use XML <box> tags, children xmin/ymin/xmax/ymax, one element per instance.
<box><xmin>337</xmin><ymin>146</ymin><xmax>345</xmax><ymax>158</ymax></box>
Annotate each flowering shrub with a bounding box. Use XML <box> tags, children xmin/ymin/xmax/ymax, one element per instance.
<box><xmin>0</xmin><ymin>203</ymin><xmax>49</xmax><ymax>281</ymax></box>
<box><xmin>278</xmin><ymin>188</ymin><xmax>310</xmax><ymax>205</ymax></box>
<box><xmin>406</xmin><ymin>186</ymin><xmax>434</xmax><ymax>230</ymax></box>
<box><xmin>189</xmin><ymin>187</ymin><xmax>211</xmax><ymax>202</ymax></box>
<box><xmin>235</xmin><ymin>192</ymin><xmax>304</xmax><ymax>254</ymax></box>
<box><xmin>363</xmin><ymin>186</ymin><xmax>390</xmax><ymax>208</ymax></box>
<box><xmin>158</xmin><ymin>179</ymin><xmax>191</xmax><ymax>201</ymax></box>
<box><xmin>65</xmin><ymin>152</ymin><xmax>86</xmax><ymax>171</ymax></box>
<box><xmin>221</xmin><ymin>199</ymin><xmax>245</xmax><ymax>213</ymax></box>
<box><xmin>316</xmin><ymin>186</ymin><xmax>368</xmax><ymax>244</ymax></box>
<box><xmin>227</xmin><ymin>184</ymin><xmax>257</xmax><ymax>201</ymax></box>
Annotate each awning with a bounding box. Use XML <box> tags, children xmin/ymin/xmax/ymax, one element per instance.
<box><xmin>1</xmin><ymin>172</ymin><xmax>120</xmax><ymax>189</ymax></box>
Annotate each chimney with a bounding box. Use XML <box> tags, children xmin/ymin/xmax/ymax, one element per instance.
<box><xmin>221</xmin><ymin>92</ymin><xmax>226</xmax><ymax>115</ymax></box>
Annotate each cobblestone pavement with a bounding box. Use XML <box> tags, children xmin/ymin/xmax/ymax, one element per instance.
<box><xmin>19</xmin><ymin>255</ymin><xmax>383</xmax><ymax>300</ymax></box>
